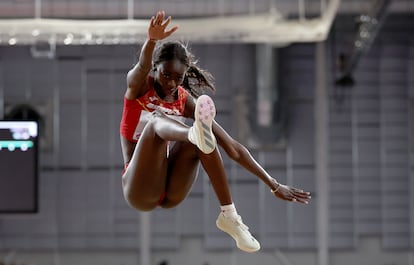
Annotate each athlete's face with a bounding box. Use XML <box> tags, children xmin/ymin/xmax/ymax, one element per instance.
<box><xmin>154</xmin><ymin>60</ymin><xmax>187</xmax><ymax>94</ymax></box>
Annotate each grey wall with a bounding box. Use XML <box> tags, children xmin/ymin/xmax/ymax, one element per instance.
<box><xmin>0</xmin><ymin>13</ymin><xmax>414</xmax><ymax>264</ymax></box>
<box><xmin>330</xmin><ymin>14</ymin><xmax>414</xmax><ymax>250</ymax></box>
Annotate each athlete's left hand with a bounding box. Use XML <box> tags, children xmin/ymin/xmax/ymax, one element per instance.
<box><xmin>271</xmin><ymin>181</ymin><xmax>311</xmax><ymax>204</ymax></box>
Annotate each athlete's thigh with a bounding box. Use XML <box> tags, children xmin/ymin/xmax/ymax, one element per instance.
<box><xmin>162</xmin><ymin>141</ymin><xmax>201</xmax><ymax>205</ymax></box>
<box><xmin>123</xmin><ymin>123</ymin><xmax>169</xmax><ymax>199</ymax></box>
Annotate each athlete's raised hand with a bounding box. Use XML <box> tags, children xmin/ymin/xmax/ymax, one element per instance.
<box><xmin>148</xmin><ymin>11</ymin><xmax>178</xmax><ymax>41</ymax></box>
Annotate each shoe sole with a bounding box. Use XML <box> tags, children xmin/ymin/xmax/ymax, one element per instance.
<box><xmin>216</xmin><ymin>217</ymin><xmax>261</xmax><ymax>253</ymax></box>
<box><xmin>194</xmin><ymin>95</ymin><xmax>216</xmax><ymax>154</ymax></box>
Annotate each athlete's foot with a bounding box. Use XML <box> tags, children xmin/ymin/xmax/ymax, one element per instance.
<box><xmin>216</xmin><ymin>213</ymin><xmax>261</xmax><ymax>253</ymax></box>
<box><xmin>188</xmin><ymin>95</ymin><xmax>216</xmax><ymax>154</ymax></box>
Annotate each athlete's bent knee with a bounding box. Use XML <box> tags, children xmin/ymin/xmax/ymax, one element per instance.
<box><xmin>123</xmin><ymin>187</ymin><xmax>157</xmax><ymax>211</ymax></box>
<box><xmin>158</xmin><ymin>196</ymin><xmax>185</xmax><ymax>209</ymax></box>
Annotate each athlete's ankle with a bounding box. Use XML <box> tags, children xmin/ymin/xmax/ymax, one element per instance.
<box><xmin>220</xmin><ymin>203</ymin><xmax>239</xmax><ymax>219</ymax></box>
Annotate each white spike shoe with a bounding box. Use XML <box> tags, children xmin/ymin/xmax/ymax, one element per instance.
<box><xmin>188</xmin><ymin>95</ymin><xmax>217</xmax><ymax>154</ymax></box>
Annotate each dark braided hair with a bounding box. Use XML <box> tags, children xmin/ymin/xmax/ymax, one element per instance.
<box><xmin>153</xmin><ymin>41</ymin><xmax>215</xmax><ymax>98</ymax></box>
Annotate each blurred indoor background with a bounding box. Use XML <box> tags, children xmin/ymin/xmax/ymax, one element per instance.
<box><xmin>0</xmin><ymin>0</ymin><xmax>414</xmax><ymax>265</ymax></box>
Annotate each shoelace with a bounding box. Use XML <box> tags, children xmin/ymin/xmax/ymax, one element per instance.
<box><xmin>233</xmin><ymin>215</ymin><xmax>250</xmax><ymax>231</ymax></box>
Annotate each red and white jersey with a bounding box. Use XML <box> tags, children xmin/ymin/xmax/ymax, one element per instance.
<box><xmin>120</xmin><ymin>78</ymin><xmax>189</xmax><ymax>142</ymax></box>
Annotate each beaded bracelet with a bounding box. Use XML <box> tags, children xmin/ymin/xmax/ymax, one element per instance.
<box><xmin>271</xmin><ymin>182</ymin><xmax>281</xmax><ymax>194</ymax></box>
<box><xmin>146</xmin><ymin>35</ymin><xmax>158</xmax><ymax>43</ymax></box>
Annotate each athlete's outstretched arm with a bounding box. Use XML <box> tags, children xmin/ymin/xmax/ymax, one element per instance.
<box><xmin>212</xmin><ymin>121</ymin><xmax>311</xmax><ymax>204</ymax></box>
<box><xmin>125</xmin><ymin>11</ymin><xmax>178</xmax><ymax>100</ymax></box>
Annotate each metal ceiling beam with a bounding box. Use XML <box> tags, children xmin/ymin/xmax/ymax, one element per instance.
<box><xmin>335</xmin><ymin>0</ymin><xmax>391</xmax><ymax>86</ymax></box>
<box><xmin>0</xmin><ymin>0</ymin><xmax>340</xmax><ymax>45</ymax></box>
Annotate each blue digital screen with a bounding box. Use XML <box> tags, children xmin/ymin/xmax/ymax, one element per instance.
<box><xmin>0</xmin><ymin>121</ymin><xmax>38</xmax><ymax>213</ymax></box>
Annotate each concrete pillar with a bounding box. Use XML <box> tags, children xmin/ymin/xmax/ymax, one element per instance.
<box><xmin>315</xmin><ymin>41</ymin><xmax>330</xmax><ymax>265</ymax></box>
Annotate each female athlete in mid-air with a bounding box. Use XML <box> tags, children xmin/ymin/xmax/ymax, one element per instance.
<box><xmin>120</xmin><ymin>11</ymin><xmax>311</xmax><ymax>253</ymax></box>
